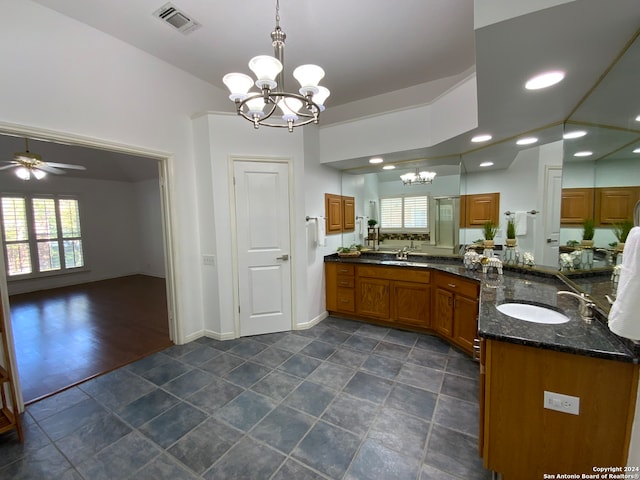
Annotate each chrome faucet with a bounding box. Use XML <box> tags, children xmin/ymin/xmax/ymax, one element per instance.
<box><xmin>557</xmin><ymin>291</ymin><xmax>595</xmax><ymax>323</ymax></box>
<box><xmin>396</xmin><ymin>247</ymin><xmax>409</xmax><ymax>260</ymax></box>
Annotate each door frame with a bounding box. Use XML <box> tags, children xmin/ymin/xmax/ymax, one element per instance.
<box><xmin>228</xmin><ymin>155</ymin><xmax>295</xmax><ymax>337</ymax></box>
<box><xmin>0</xmin><ymin>121</ymin><xmax>180</xmax><ymax>410</ymax></box>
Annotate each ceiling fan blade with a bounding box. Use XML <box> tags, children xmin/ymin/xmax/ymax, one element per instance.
<box><xmin>0</xmin><ymin>164</ymin><xmax>18</xmax><ymax>171</ymax></box>
<box><xmin>44</xmin><ymin>162</ymin><xmax>86</xmax><ymax>170</ymax></box>
<box><xmin>36</xmin><ymin>165</ymin><xmax>65</xmax><ymax>174</ymax></box>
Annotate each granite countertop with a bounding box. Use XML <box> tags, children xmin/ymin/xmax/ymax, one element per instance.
<box><xmin>325</xmin><ymin>253</ymin><xmax>639</xmax><ymax>363</ymax></box>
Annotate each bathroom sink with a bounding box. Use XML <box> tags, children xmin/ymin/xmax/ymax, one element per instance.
<box><xmin>496</xmin><ymin>303</ymin><xmax>570</xmax><ymax>324</ymax></box>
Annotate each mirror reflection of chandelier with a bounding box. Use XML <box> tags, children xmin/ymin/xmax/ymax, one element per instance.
<box><xmin>222</xmin><ymin>0</ymin><xmax>330</xmax><ymax>132</ymax></box>
<box><xmin>400</xmin><ymin>169</ymin><xmax>437</xmax><ymax>186</ymax></box>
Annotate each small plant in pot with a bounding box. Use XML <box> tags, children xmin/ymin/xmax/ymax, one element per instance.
<box><xmin>581</xmin><ymin>218</ymin><xmax>595</xmax><ymax>248</ymax></box>
<box><xmin>505</xmin><ymin>218</ymin><xmax>517</xmax><ymax>247</ymax></box>
<box><xmin>482</xmin><ymin>221</ymin><xmax>498</xmax><ymax>248</ymax></box>
<box><xmin>367</xmin><ymin>219</ymin><xmax>378</xmax><ymax>227</ymax></box>
<box><xmin>613</xmin><ymin>219</ymin><xmax>633</xmax><ymax>251</ymax></box>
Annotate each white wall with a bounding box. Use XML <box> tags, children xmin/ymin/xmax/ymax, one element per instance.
<box><xmin>0</xmin><ymin>0</ymin><xmax>230</xmax><ymax>340</ymax></box>
<box><xmin>0</xmin><ymin>173</ymin><xmax>164</xmax><ymax>295</ymax></box>
<box><xmin>192</xmin><ymin>113</ymin><xmax>313</xmax><ymax>339</ymax></box>
<box><xmin>134</xmin><ymin>179</ymin><xmax>165</xmax><ymax>278</ymax></box>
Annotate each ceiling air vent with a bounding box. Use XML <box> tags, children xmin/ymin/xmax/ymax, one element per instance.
<box><xmin>153</xmin><ymin>2</ymin><xmax>202</xmax><ymax>35</ymax></box>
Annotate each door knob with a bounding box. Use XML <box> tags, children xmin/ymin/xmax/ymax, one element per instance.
<box><xmin>276</xmin><ymin>254</ymin><xmax>289</xmax><ymax>261</ymax></box>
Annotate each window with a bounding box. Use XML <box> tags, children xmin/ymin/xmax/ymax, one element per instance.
<box><xmin>380</xmin><ymin>195</ymin><xmax>428</xmax><ymax>230</ymax></box>
<box><xmin>1</xmin><ymin>195</ymin><xmax>84</xmax><ymax>277</ymax></box>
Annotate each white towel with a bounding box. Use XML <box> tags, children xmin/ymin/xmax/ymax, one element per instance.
<box><xmin>609</xmin><ymin>226</ymin><xmax>640</xmax><ymax>341</ymax></box>
<box><xmin>316</xmin><ymin>216</ymin><xmax>326</xmax><ymax>247</ymax></box>
<box><xmin>515</xmin><ymin>211</ymin><xmax>527</xmax><ymax>236</ymax></box>
<box><xmin>358</xmin><ymin>217</ymin><xmax>364</xmax><ymax>236</ymax></box>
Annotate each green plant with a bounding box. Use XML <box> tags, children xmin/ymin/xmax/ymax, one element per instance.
<box><xmin>566</xmin><ymin>240</ymin><xmax>579</xmax><ymax>247</ymax></box>
<box><xmin>482</xmin><ymin>221</ymin><xmax>498</xmax><ymax>240</ymax></box>
<box><xmin>613</xmin><ymin>219</ymin><xmax>633</xmax><ymax>243</ymax></box>
<box><xmin>506</xmin><ymin>218</ymin><xmax>516</xmax><ymax>239</ymax></box>
<box><xmin>367</xmin><ymin>219</ymin><xmax>378</xmax><ymax>227</ymax></box>
<box><xmin>582</xmin><ymin>218</ymin><xmax>595</xmax><ymax>241</ymax></box>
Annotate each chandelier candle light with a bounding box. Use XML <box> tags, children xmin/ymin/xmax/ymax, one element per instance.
<box><xmin>400</xmin><ymin>169</ymin><xmax>437</xmax><ymax>186</ymax></box>
<box><xmin>222</xmin><ymin>0</ymin><xmax>330</xmax><ymax>132</ymax></box>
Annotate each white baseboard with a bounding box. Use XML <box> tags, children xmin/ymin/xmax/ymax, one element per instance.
<box><xmin>295</xmin><ymin>311</ymin><xmax>328</xmax><ymax>331</ymax></box>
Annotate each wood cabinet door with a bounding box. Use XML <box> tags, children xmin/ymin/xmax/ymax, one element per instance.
<box><xmin>464</xmin><ymin>193</ymin><xmax>499</xmax><ymax>227</ymax></box>
<box><xmin>433</xmin><ymin>287</ymin><xmax>454</xmax><ymax>336</ymax></box>
<box><xmin>453</xmin><ymin>294</ymin><xmax>479</xmax><ymax>353</ymax></box>
<box><xmin>392</xmin><ymin>281</ymin><xmax>431</xmax><ymax>328</ymax></box>
<box><xmin>595</xmin><ymin>186</ymin><xmax>639</xmax><ymax>225</ymax></box>
<box><xmin>356</xmin><ymin>277</ymin><xmax>390</xmax><ymax>319</ymax></box>
<box><xmin>325</xmin><ymin>193</ymin><xmax>343</xmax><ymax>233</ymax></box>
<box><xmin>561</xmin><ymin>188</ymin><xmax>594</xmax><ymax>225</ymax></box>
<box><xmin>342</xmin><ymin>196</ymin><xmax>355</xmax><ymax>231</ymax></box>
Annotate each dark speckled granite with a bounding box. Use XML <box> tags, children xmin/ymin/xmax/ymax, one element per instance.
<box><xmin>324</xmin><ymin>253</ymin><xmax>639</xmax><ymax>364</ymax></box>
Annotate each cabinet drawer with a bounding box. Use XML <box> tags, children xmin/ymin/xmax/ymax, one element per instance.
<box><xmin>335</xmin><ymin>264</ymin><xmax>355</xmax><ymax>276</ymax></box>
<box><xmin>336</xmin><ymin>288</ymin><xmax>355</xmax><ymax>312</ymax></box>
<box><xmin>436</xmin><ymin>273</ymin><xmax>479</xmax><ymax>298</ymax></box>
<box><xmin>358</xmin><ymin>265</ymin><xmax>430</xmax><ymax>283</ymax></box>
<box><xmin>336</xmin><ymin>275</ymin><xmax>355</xmax><ymax>288</ymax></box>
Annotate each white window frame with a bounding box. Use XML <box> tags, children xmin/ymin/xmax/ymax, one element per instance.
<box><xmin>379</xmin><ymin>194</ymin><xmax>429</xmax><ymax>231</ymax></box>
<box><xmin>0</xmin><ymin>194</ymin><xmax>87</xmax><ymax>279</ymax></box>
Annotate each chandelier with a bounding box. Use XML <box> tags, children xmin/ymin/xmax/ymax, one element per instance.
<box><xmin>400</xmin><ymin>169</ymin><xmax>437</xmax><ymax>186</ymax></box>
<box><xmin>222</xmin><ymin>0</ymin><xmax>330</xmax><ymax>132</ymax></box>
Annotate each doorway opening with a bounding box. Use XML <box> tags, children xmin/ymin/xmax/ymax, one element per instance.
<box><xmin>0</xmin><ymin>124</ymin><xmax>178</xmax><ymax>405</ymax></box>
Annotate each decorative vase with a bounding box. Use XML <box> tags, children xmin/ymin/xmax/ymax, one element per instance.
<box><xmin>581</xmin><ymin>239</ymin><xmax>594</xmax><ymax>248</ymax></box>
<box><xmin>616</xmin><ymin>242</ymin><xmax>625</xmax><ymax>252</ymax></box>
<box><xmin>483</xmin><ymin>239</ymin><xmax>495</xmax><ymax>248</ymax></box>
<box><xmin>505</xmin><ymin>238</ymin><xmax>516</xmax><ymax>247</ymax></box>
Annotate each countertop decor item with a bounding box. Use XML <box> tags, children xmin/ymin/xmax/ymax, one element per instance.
<box><xmin>482</xmin><ymin>221</ymin><xmax>498</xmax><ymax>248</ymax></box>
<box><xmin>581</xmin><ymin>218</ymin><xmax>595</xmax><ymax>247</ymax></box>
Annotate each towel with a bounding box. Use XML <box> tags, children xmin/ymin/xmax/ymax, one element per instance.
<box><xmin>515</xmin><ymin>211</ymin><xmax>527</xmax><ymax>236</ymax></box>
<box><xmin>358</xmin><ymin>217</ymin><xmax>364</xmax><ymax>236</ymax></box>
<box><xmin>609</xmin><ymin>226</ymin><xmax>640</xmax><ymax>341</ymax></box>
<box><xmin>316</xmin><ymin>216</ymin><xmax>326</xmax><ymax>247</ymax></box>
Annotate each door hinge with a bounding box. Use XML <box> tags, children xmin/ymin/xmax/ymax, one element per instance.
<box><xmin>238</xmin><ymin>305</ymin><xmax>240</xmax><ymax>314</ymax></box>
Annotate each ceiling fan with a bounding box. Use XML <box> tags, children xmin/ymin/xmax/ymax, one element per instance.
<box><xmin>0</xmin><ymin>138</ymin><xmax>86</xmax><ymax>180</ymax></box>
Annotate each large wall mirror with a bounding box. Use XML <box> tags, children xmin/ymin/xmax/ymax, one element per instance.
<box><xmin>340</xmin><ymin>157</ymin><xmax>461</xmax><ymax>254</ymax></box>
<box><xmin>560</xmin><ymin>31</ymin><xmax>640</xmax><ymax>267</ymax></box>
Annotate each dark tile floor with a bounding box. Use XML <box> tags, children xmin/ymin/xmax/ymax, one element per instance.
<box><xmin>0</xmin><ymin>316</ymin><xmax>493</xmax><ymax>479</ymax></box>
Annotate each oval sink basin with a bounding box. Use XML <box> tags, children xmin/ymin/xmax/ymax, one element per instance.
<box><xmin>380</xmin><ymin>260</ymin><xmax>429</xmax><ymax>267</ymax></box>
<box><xmin>496</xmin><ymin>303</ymin><xmax>570</xmax><ymax>324</ymax></box>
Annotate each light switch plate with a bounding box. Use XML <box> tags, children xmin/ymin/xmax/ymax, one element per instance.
<box><xmin>203</xmin><ymin>254</ymin><xmax>216</xmax><ymax>266</ymax></box>
<box><xmin>544</xmin><ymin>391</ymin><xmax>580</xmax><ymax>415</ymax></box>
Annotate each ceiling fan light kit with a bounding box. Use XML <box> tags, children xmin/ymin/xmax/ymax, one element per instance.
<box><xmin>1</xmin><ymin>138</ymin><xmax>86</xmax><ymax>180</ymax></box>
<box><xmin>222</xmin><ymin>0</ymin><xmax>330</xmax><ymax>132</ymax></box>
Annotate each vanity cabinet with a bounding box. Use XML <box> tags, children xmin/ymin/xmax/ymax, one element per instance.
<box><xmin>460</xmin><ymin>193</ymin><xmax>500</xmax><ymax>227</ymax></box>
<box><xmin>329</xmin><ymin>262</ymin><xmax>487</xmax><ymax>345</ymax></box>
<box><xmin>560</xmin><ymin>187</ymin><xmax>594</xmax><ymax>225</ymax></box>
<box><xmin>433</xmin><ymin>271</ymin><xmax>479</xmax><ymax>353</ymax></box>
<box><xmin>481</xmin><ymin>339</ymin><xmax>639</xmax><ymax>479</ymax></box>
<box><xmin>325</xmin><ymin>263</ymin><xmax>355</xmax><ymax>313</ymax></box>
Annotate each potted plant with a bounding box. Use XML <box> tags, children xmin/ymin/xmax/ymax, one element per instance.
<box><xmin>367</xmin><ymin>219</ymin><xmax>378</xmax><ymax>227</ymax></box>
<box><xmin>613</xmin><ymin>219</ymin><xmax>633</xmax><ymax>251</ymax></box>
<box><xmin>581</xmin><ymin>218</ymin><xmax>595</xmax><ymax>248</ymax></box>
<box><xmin>505</xmin><ymin>218</ymin><xmax>517</xmax><ymax>247</ymax></box>
<box><xmin>482</xmin><ymin>221</ymin><xmax>498</xmax><ymax>248</ymax></box>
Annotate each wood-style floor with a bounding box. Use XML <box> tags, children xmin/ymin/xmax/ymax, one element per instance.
<box><xmin>9</xmin><ymin>275</ymin><xmax>173</xmax><ymax>404</ymax></box>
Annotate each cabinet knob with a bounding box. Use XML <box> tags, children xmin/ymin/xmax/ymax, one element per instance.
<box><xmin>448</xmin><ymin>283</ymin><xmax>457</xmax><ymax>288</ymax></box>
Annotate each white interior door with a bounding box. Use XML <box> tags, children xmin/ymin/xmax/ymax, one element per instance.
<box><xmin>542</xmin><ymin>166</ymin><xmax>562</xmax><ymax>266</ymax></box>
<box><xmin>234</xmin><ymin>160</ymin><xmax>292</xmax><ymax>336</ymax></box>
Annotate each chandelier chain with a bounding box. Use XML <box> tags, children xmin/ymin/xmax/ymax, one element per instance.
<box><xmin>275</xmin><ymin>0</ymin><xmax>280</xmax><ymax>28</ymax></box>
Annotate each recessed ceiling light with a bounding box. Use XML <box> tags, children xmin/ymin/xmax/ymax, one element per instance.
<box><xmin>635</xmin><ymin>115</ymin><xmax>640</xmax><ymax>122</ymax></box>
<box><xmin>574</xmin><ymin>151</ymin><xmax>593</xmax><ymax>157</ymax></box>
<box><xmin>525</xmin><ymin>70</ymin><xmax>565</xmax><ymax>90</ymax></box>
<box><xmin>479</xmin><ymin>161</ymin><xmax>494</xmax><ymax>167</ymax></box>
<box><xmin>471</xmin><ymin>134</ymin><xmax>492</xmax><ymax>143</ymax></box>
<box><xmin>632</xmin><ymin>148</ymin><xmax>640</xmax><ymax>154</ymax></box>
<box><xmin>369</xmin><ymin>157</ymin><xmax>383</xmax><ymax>164</ymax></box>
<box><xmin>516</xmin><ymin>137</ymin><xmax>538</xmax><ymax>145</ymax></box>
<box><xmin>382</xmin><ymin>165</ymin><xmax>395</xmax><ymax>170</ymax></box>
<box><xmin>563</xmin><ymin>130</ymin><xmax>587</xmax><ymax>139</ymax></box>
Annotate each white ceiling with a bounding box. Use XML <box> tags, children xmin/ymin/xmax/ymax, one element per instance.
<box><xmin>2</xmin><ymin>0</ymin><xmax>640</xmax><ymax>181</ymax></box>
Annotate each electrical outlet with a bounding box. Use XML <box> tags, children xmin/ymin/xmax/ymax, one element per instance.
<box><xmin>203</xmin><ymin>254</ymin><xmax>216</xmax><ymax>266</ymax></box>
<box><xmin>544</xmin><ymin>391</ymin><xmax>580</xmax><ymax>415</ymax></box>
